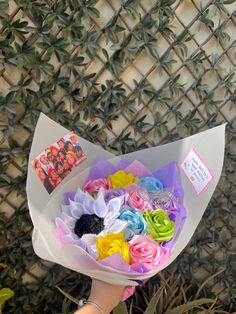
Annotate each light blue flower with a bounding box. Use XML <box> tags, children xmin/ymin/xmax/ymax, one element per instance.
<box><xmin>138</xmin><ymin>177</ymin><xmax>163</xmax><ymax>193</ymax></box>
<box><xmin>118</xmin><ymin>206</ymin><xmax>147</xmax><ymax>241</ymax></box>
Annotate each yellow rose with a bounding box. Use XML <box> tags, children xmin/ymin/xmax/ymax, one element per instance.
<box><xmin>96</xmin><ymin>233</ymin><xmax>130</xmax><ymax>263</ymax></box>
<box><xmin>108</xmin><ymin>170</ymin><xmax>137</xmax><ymax>189</ymax></box>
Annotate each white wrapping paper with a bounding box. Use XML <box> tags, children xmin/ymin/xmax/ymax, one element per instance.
<box><xmin>27</xmin><ymin>113</ymin><xmax>225</xmax><ymax>286</ymax></box>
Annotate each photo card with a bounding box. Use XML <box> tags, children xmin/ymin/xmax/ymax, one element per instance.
<box><xmin>31</xmin><ymin>132</ymin><xmax>86</xmax><ymax>194</ymax></box>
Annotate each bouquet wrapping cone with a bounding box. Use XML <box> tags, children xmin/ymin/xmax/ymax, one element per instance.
<box><xmin>27</xmin><ymin>113</ymin><xmax>225</xmax><ymax>286</ymax></box>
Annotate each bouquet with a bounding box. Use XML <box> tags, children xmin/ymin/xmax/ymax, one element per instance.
<box><xmin>27</xmin><ymin>113</ymin><xmax>225</xmax><ymax>292</ymax></box>
<box><xmin>54</xmin><ymin>159</ymin><xmax>186</xmax><ymax>275</ymax></box>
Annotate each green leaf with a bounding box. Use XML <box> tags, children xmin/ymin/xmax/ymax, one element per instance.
<box><xmin>12</xmin><ymin>20</ymin><xmax>28</xmax><ymax>28</ymax></box>
<box><xmin>0</xmin><ymin>1</ymin><xmax>8</xmax><ymax>10</ymax></box>
<box><xmin>163</xmin><ymin>299</ymin><xmax>214</xmax><ymax>314</ymax></box>
<box><xmin>87</xmin><ymin>7</ymin><xmax>100</xmax><ymax>18</ymax></box>
<box><xmin>55</xmin><ymin>286</ymin><xmax>80</xmax><ymax>306</ymax></box>
<box><xmin>113</xmin><ymin>302</ymin><xmax>128</xmax><ymax>314</ymax></box>
<box><xmin>223</xmin><ymin>0</ymin><xmax>235</xmax><ymax>3</ymax></box>
<box><xmin>144</xmin><ymin>287</ymin><xmax>163</xmax><ymax>314</ymax></box>
<box><xmin>0</xmin><ymin>174</ymin><xmax>11</xmax><ymax>184</ymax></box>
<box><xmin>36</xmin><ymin>42</ymin><xmax>50</xmax><ymax>49</ymax></box>
<box><xmin>0</xmin><ymin>288</ymin><xmax>14</xmax><ymax>306</ymax></box>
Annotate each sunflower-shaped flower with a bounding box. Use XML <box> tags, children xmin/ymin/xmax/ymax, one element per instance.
<box><xmin>55</xmin><ymin>188</ymin><xmax>128</xmax><ymax>258</ymax></box>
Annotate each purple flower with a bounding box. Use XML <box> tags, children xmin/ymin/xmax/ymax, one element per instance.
<box><xmin>104</xmin><ymin>188</ymin><xmax>128</xmax><ymax>203</ymax></box>
<box><xmin>151</xmin><ymin>190</ymin><xmax>178</xmax><ymax>212</ymax></box>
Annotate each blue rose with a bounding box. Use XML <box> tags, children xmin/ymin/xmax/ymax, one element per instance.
<box><xmin>118</xmin><ymin>206</ymin><xmax>147</xmax><ymax>241</ymax></box>
<box><xmin>138</xmin><ymin>177</ymin><xmax>163</xmax><ymax>193</ymax></box>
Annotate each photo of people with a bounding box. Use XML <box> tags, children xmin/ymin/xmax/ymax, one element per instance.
<box><xmin>31</xmin><ymin>132</ymin><xmax>86</xmax><ymax>194</ymax></box>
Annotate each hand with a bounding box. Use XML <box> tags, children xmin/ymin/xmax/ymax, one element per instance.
<box><xmin>89</xmin><ymin>279</ymin><xmax>125</xmax><ymax>313</ymax></box>
<box><xmin>75</xmin><ymin>279</ymin><xmax>125</xmax><ymax>314</ymax></box>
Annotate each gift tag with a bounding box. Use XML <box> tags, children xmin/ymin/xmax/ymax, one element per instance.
<box><xmin>181</xmin><ymin>148</ymin><xmax>213</xmax><ymax>195</ymax></box>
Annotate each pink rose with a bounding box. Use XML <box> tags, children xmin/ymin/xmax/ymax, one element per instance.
<box><xmin>129</xmin><ymin>235</ymin><xmax>170</xmax><ymax>271</ymax></box>
<box><xmin>83</xmin><ymin>178</ymin><xmax>111</xmax><ymax>194</ymax></box>
<box><xmin>127</xmin><ymin>189</ymin><xmax>152</xmax><ymax>212</ymax></box>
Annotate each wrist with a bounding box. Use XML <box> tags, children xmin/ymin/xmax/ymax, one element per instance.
<box><xmin>88</xmin><ymin>280</ymin><xmax>124</xmax><ymax>313</ymax></box>
<box><xmin>74</xmin><ymin>303</ymin><xmax>102</xmax><ymax>314</ymax></box>
<box><xmin>88</xmin><ymin>296</ymin><xmax>112</xmax><ymax>314</ymax></box>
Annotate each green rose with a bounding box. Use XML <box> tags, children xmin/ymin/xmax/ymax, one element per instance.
<box><xmin>143</xmin><ymin>209</ymin><xmax>174</xmax><ymax>242</ymax></box>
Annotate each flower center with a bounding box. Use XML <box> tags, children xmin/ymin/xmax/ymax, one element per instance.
<box><xmin>74</xmin><ymin>214</ymin><xmax>104</xmax><ymax>238</ymax></box>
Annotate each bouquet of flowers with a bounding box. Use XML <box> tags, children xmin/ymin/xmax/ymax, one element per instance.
<box><xmin>55</xmin><ymin>159</ymin><xmax>186</xmax><ymax>275</ymax></box>
<box><xmin>27</xmin><ymin>113</ymin><xmax>225</xmax><ymax>292</ymax></box>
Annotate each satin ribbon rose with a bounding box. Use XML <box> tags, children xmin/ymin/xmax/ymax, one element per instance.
<box><xmin>143</xmin><ymin>209</ymin><xmax>174</xmax><ymax>242</ymax></box>
<box><xmin>127</xmin><ymin>188</ymin><xmax>152</xmax><ymax>212</ymax></box>
<box><xmin>96</xmin><ymin>232</ymin><xmax>130</xmax><ymax>263</ymax></box>
<box><xmin>108</xmin><ymin>170</ymin><xmax>137</xmax><ymax>189</ymax></box>
<box><xmin>139</xmin><ymin>177</ymin><xmax>163</xmax><ymax>194</ymax></box>
<box><xmin>83</xmin><ymin>178</ymin><xmax>111</xmax><ymax>194</ymax></box>
<box><xmin>104</xmin><ymin>188</ymin><xmax>128</xmax><ymax>204</ymax></box>
<box><xmin>118</xmin><ymin>206</ymin><xmax>147</xmax><ymax>241</ymax></box>
<box><xmin>151</xmin><ymin>189</ymin><xmax>178</xmax><ymax>211</ymax></box>
<box><xmin>129</xmin><ymin>235</ymin><xmax>170</xmax><ymax>271</ymax></box>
